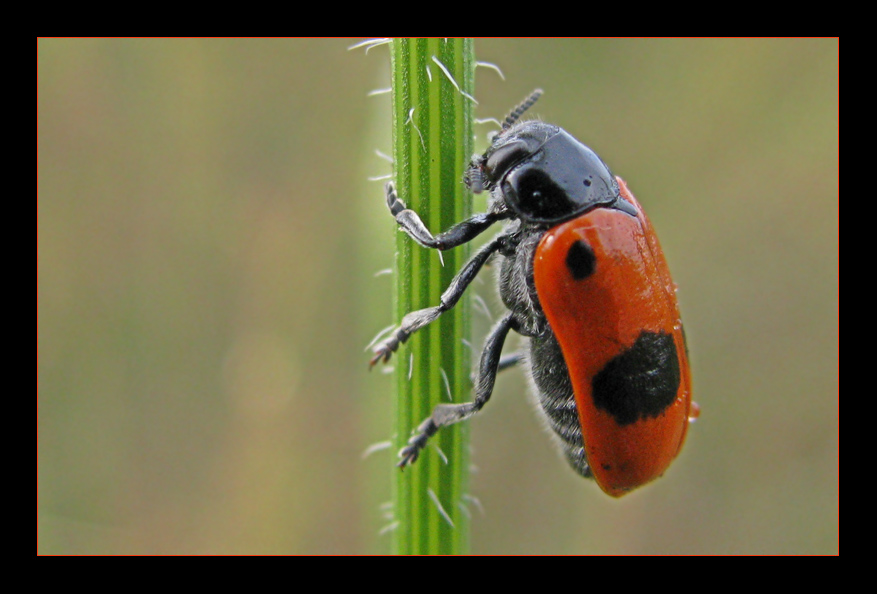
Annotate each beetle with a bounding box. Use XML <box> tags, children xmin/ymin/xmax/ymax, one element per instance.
<box><xmin>370</xmin><ymin>89</ymin><xmax>694</xmax><ymax>497</ymax></box>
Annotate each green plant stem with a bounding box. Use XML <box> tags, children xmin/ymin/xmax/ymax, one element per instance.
<box><xmin>389</xmin><ymin>38</ymin><xmax>475</xmax><ymax>555</ymax></box>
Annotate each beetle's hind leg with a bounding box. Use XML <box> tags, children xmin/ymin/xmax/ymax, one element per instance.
<box><xmin>398</xmin><ymin>314</ymin><xmax>519</xmax><ymax>467</ymax></box>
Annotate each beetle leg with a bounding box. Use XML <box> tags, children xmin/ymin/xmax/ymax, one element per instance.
<box><xmin>385</xmin><ymin>181</ymin><xmax>507</xmax><ymax>250</ymax></box>
<box><xmin>496</xmin><ymin>352</ymin><xmax>522</xmax><ymax>373</ymax></box>
<box><xmin>370</xmin><ymin>236</ymin><xmax>503</xmax><ymax>367</ymax></box>
<box><xmin>398</xmin><ymin>314</ymin><xmax>518</xmax><ymax>467</ymax></box>
<box><xmin>470</xmin><ymin>351</ymin><xmax>521</xmax><ymax>384</ymax></box>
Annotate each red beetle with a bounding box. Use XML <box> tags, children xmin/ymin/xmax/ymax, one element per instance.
<box><xmin>371</xmin><ymin>90</ymin><xmax>694</xmax><ymax>497</ymax></box>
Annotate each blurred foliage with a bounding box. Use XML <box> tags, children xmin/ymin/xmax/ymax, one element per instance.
<box><xmin>38</xmin><ymin>38</ymin><xmax>838</xmax><ymax>554</ymax></box>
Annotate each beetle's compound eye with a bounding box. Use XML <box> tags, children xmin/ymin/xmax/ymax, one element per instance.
<box><xmin>485</xmin><ymin>140</ymin><xmax>533</xmax><ymax>180</ymax></box>
<box><xmin>479</xmin><ymin>120</ymin><xmax>559</xmax><ymax>188</ymax></box>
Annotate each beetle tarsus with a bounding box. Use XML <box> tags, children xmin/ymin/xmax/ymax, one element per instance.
<box><xmin>397</xmin><ymin>418</ymin><xmax>438</xmax><ymax>468</ymax></box>
<box><xmin>368</xmin><ymin>335</ymin><xmax>401</xmax><ymax>369</ymax></box>
<box><xmin>385</xmin><ymin>181</ymin><xmax>407</xmax><ymax>216</ymax></box>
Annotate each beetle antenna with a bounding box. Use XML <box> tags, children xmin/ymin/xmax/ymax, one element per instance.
<box><xmin>502</xmin><ymin>88</ymin><xmax>543</xmax><ymax>130</ymax></box>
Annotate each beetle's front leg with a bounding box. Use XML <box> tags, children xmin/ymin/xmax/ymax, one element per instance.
<box><xmin>385</xmin><ymin>181</ymin><xmax>506</xmax><ymax>250</ymax></box>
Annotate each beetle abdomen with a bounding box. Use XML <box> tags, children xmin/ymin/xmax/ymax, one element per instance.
<box><xmin>528</xmin><ymin>331</ymin><xmax>590</xmax><ymax>477</ymax></box>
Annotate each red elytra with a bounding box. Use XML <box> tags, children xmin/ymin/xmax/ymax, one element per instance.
<box><xmin>533</xmin><ymin>178</ymin><xmax>693</xmax><ymax>497</ymax></box>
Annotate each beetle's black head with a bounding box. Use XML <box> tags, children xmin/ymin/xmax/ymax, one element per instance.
<box><xmin>465</xmin><ymin>91</ymin><xmax>627</xmax><ymax>225</ymax></box>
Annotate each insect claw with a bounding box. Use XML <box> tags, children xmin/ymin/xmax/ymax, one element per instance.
<box><xmin>396</xmin><ymin>447</ymin><xmax>418</xmax><ymax>468</ymax></box>
<box><xmin>368</xmin><ymin>348</ymin><xmax>390</xmax><ymax>369</ymax></box>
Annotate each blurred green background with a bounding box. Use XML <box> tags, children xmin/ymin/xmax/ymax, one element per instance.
<box><xmin>38</xmin><ymin>38</ymin><xmax>838</xmax><ymax>554</ymax></box>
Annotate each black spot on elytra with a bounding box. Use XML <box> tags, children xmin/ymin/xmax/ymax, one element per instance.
<box><xmin>591</xmin><ymin>331</ymin><xmax>680</xmax><ymax>426</ymax></box>
<box><xmin>566</xmin><ymin>240</ymin><xmax>596</xmax><ymax>280</ymax></box>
